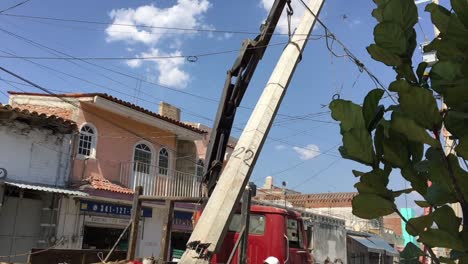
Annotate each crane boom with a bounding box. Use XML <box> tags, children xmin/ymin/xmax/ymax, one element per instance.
<box><xmin>202</xmin><ymin>0</ymin><xmax>292</xmax><ymax>196</ymax></box>
<box><xmin>181</xmin><ymin>0</ymin><xmax>325</xmax><ymax>263</ymax></box>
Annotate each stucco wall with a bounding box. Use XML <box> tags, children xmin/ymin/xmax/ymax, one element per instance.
<box><xmin>309</xmin><ymin>221</ymin><xmax>347</xmax><ymax>264</ymax></box>
<box><xmin>0</xmin><ymin>120</ymin><xmax>72</xmax><ymax>186</ymax></box>
<box><xmin>72</xmin><ymin>103</ymin><xmax>177</xmax><ymax>183</ymax></box>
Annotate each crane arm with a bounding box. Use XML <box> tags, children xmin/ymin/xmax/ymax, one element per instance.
<box><xmin>202</xmin><ymin>0</ymin><xmax>292</xmax><ymax>196</ymax></box>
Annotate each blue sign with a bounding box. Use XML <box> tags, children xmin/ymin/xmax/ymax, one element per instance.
<box><xmin>173</xmin><ymin>211</ymin><xmax>193</xmax><ymax>230</ymax></box>
<box><xmin>80</xmin><ymin>200</ymin><xmax>152</xmax><ymax>218</ymax></box>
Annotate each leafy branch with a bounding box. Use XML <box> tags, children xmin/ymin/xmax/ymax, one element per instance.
<box><xmin>329</xmin><ymin>0</ymin><xmax>468</xmax><ymax>263</ymax></box>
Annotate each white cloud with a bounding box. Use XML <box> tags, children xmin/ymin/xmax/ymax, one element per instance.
<box><xmin>275</xmin><ymin>144</ymin><xmax>286</xmax><ymax>150</ymax></box>
<box><xmin>260</xmin><ymin>0</ymin><xmax>305</xmax><ymax>35</ymax></box>
<box><xmin>138</xmin><ymin>49</ymin><xmax>190</xmax><ymax>88</ymax></box>
<box><xmin>126</xmin><ymin>58</ymin><xmax>142</xmax><ymax>68</ymax></box>
<box><xmin>106</xmin><ymin>0</ymin><xmax>212</xmax><ymax>88</ymax></box>
<box><xmin>106</xmin><ymin>0</ymin><xmax>212</xmax><ymax>45</ymax></box>
<box><xmin>293</xmin><ymin>144</ymin><xmax>320</xmax><ymax>160</ymax></box>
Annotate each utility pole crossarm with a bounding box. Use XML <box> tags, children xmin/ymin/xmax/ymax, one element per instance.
<box><xmin>180</xmin><ymin>0</ymin><xmax>325</xmax><ymax>263</ymax></box>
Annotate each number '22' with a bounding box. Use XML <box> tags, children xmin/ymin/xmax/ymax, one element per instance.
<box><xmin>231</xmin><ymin>147</ymin><xmax>254</xmax><ymax>166</ymax></box>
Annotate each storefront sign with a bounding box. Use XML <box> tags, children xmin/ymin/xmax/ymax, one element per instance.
<box><xmin>84</xmin><ymin>215</ymin><xmax>130</xmax><ymax>226</ymax></box>
<box><xmin>173</xmin><ymin>211</ymin><xmax>193</xmax><ymax>231</ymax></box>
<box><xmin>80</xmin><ymin>200</ymin><xmax>152</xmax><ymax>218</ymax></box>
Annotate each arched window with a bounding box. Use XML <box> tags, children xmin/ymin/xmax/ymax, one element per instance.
<box><xmin>158</xmin><ymin>148</ymin><xmax>169</xmax><ymax>175</ymax></box>
<box><xmin>134</xmin><ymin>143</ymin><xmax>152</xmax><ymax>173</ymax></box>
<box><xmin>196</xmin><ymin>159</ymin><xmax>204</xmax><ymax>177</ymax></box>
<box><xmin>78</xmin><ymin>124</ymin><xmax>97</xmax><ymax>157</ymax></box>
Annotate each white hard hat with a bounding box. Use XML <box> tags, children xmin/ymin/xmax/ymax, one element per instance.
<box><xmin>264</xmin><ymin>256</ymin><xmax>280</xmax><ymax>264</ymax></box>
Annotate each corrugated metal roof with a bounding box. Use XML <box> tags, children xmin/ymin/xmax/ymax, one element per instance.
<box><xmin>349</xmin><ymin>235</ymin><xmax>399</xmax><ymax>257</ymax></box>
<box><xmin>5</xmin><ymin>181</ymin><xmax>88</xmax><ymax>196</ymax></box>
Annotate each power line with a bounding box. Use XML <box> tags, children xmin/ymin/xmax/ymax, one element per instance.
<box><xmin>0</xmin><ymin>13</ymin><xmax>310</xmax><ymax>36</ymax></box>
<box><xmin>0</xmin><ymin>0</ymin><xmax>32</xmax><ymax>14</ymax></box>
<box><xmin>0</xmin><ymin>36</ymin><xmax>327</xmax><ymax>61</ymax></box>
<box><xmin>296</xmin><ymin>0</ymin><xmax>398</xmax><ymax>104</ymax></box>
<box><xmin>0</xmin><ymin>25</ymin><xmax>332</xmax><ymax>120</ymax></box>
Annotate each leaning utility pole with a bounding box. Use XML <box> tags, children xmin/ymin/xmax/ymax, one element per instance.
<box><xmin>179</xmin><ymin>0</ymin><xmax>325</xmax><ymax>262</ymax></box>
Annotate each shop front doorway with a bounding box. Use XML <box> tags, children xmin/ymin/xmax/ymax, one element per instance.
<box><xmin>82</xmin><ymin>226</ymin><xmax>129</xmax><ymax>250</ymax></box>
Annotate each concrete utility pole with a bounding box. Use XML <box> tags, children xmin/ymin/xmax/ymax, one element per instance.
<box><xmin>179</xmin><ymin>0</ymin><xmax>325</xmax><ymax>263</ymax></box>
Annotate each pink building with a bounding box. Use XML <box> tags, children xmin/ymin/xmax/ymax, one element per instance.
<box><xmin>8</xmin><ymin>92</ymin><xmax>207</xmax><ymax>256</ymax></box>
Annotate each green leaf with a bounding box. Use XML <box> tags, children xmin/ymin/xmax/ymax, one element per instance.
<box><xmin>416</xmin><ymin>62</ymin><xmax>428</xmax><ymax>84</ymax></box>
<box><xmin>374</xmin><ymin>22</ymin><xmax>407</xmax><ymax>55</ymax></box>
<box><xmin>455</xmin><ymin>136</ymin><xmax>468</xmax><ymax>160</ymax></box>
<box><xmin>382</xmin><ymin>0</ymin><xmax>418</xmax><ymax>30</ymax></box>
<box><xmin>363</xmin><ymin>89</ymin><xmax>385</xmax><ymax>131</ymax></box>
<box><xmin>448</xmin><ymin>154</ymin><xmax>468</xmax><ymax>198</ymax></box>
<box><xmin>330</xmin><ymin>99</ymin><xmax>366</xmax><ymax>133</ymax></box>
<box><xmin>396</xmin><ymin>62</ymin><xmax>418</xmax><ymax>84</ymax></box>
<box><xmin>452</xmin><ymin>0</ymin><xmax>468</xmax><ymax>29</ymax></box>
<box><xmin>408</xmin><ymin>141</ymin><xmax>424</xmax><ymax>164</ymax></box>
<box><xmin>445</xmin><ymin>110</ymin><xmax>468</xmax><ymax>139</ymax></box>
<box><xmin>426</xmin><ymin>184</ymin><xmax>458</xmax><ymax>206</ymax></box>
<box><xmin>352</xmin><ymin>170</ymin><xmax>366</xmax><ymax>177</ymax></box>
<box><xmin>342</xmin><ymin>128</ymin><xmax>375</xmax><ymax>166</ymax></box>
<box><xmin>400</xmin><ymin>242</ymin><xmax>425</xmax><ymax>262</ymax></box>
<box><xmin>426</xmin><ymin>3</ymin><xmax>451</xmax><ymax>33</ymax></box>
<box><xmin>389</xmin><ymin>80</ymin><xmax>443</xmax><ymax>130</ymax></box>
<box><xmin>352</xmin><ymin>193</ymin><xmax>395</xmax><ymax>219</ymax></box>
<box><xmin>433</xmin><ymin>205</ymin><xmax>462</xmax><ymax>236</ymax></box>
<box><xmin>382</xmin><ymin>129</ymin><xmax>410</xmax><ymax>168</ymax></box>
<box><xmin>367</xmin><ymin>44</ymin><xmax>403</xmax><ymax>66</ymax></box>
<box><xmin>406</xmin><ymin>214</ymin><xmax>433</xmax><ymax>236</ymax></box>
<box><xmin>355</xmin><ymin>169</ymin><xmax>392</xmax><ymax>199</ymax></box>
<box><xmin>374</xmin><ymin>122</ymin><xmax>385</xmax><ymax>161</ymax></box>
<box><xmin>401</xmin><ymin>167</ymin><xmax>428</xmax><ymax>195</ymax></box>
<box><xmin>392</xmin><ymin>188</ymin><xmax>413</xmax><ymax>197</ymax></box>
<box><xmin>415</xmin><ymin>200</ymin><xmax>430</xmax><ymax>207</ymax></box>
<box><xmin>420</xmin><ymin>229</ymin><xmax>467</xmax><ymax>251</ymax></box>
<box><xmin>391</xmin><ymin>111</ymin><xmax>439</xmax><ymax>146</ymax></box>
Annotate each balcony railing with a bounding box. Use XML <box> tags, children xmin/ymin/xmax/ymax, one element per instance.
<box><xmin>120</xmin><ymin>161</ymin><xmax>202</xmax><ymax>197</ymax></box>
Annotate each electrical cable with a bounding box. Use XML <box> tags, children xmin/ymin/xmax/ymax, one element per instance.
<box><xmin>0</xmin><ymin>12</ymin><xmax>313</xmax><ymax>36</ymax></box>
<box><xmin>0</xmin><ymin>36</ymin><xmax>327</xmax><ymax>61</ymax></box>
<box><xmin>0</xmin><ymin>0</ymin><xmax>32</xmax><ymax>14</ymax></box>
<box><xmin>296</xmin><ymin>0</ymin><xmax>398</xmax><ymax>104</ymax></box>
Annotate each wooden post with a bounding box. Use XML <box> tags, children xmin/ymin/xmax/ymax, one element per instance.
<box><xmin>159</xmin><ymin>200</ymin><xmax>175</xmax><ymax>263</ymax></box>
<box><xmin>127</xmin><ymin>186</ymin><xmax>143</xmax><ymax>260</ymax></box>
<box><xmin>238</xmin><ymin>186</ymin><xmax>251</xmax><ymax>264</ymax></box>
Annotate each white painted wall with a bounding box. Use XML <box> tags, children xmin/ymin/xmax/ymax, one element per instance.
<box><xmin>0</xmin><ymin>120</ymin><xmax>73</xmax><ymax>186</ymax></box>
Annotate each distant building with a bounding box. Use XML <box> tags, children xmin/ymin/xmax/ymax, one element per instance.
<box><xmin>400</xmin><ymin>208</ymin><xmax>418</xmax><ymax>247</ymax></box>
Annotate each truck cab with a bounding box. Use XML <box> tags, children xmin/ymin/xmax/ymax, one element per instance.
<box><xmin>211</xmin><ymin>205</ymin><xmax>313</xmax><ymax>264</ymax></box>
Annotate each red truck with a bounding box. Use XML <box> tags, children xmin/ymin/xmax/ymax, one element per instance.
<box><xmin>206</xmin><ymin>205</ymin><xmax>313</xmax><ymax>264</ymax></box>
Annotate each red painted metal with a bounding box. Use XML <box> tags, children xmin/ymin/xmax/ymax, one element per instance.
<box><xmin>207</xmin><ymin>205</ymin><xmax>313</xmax><ymax>264</ymax></box>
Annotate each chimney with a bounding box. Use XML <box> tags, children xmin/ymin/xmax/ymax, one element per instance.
<box><xmin>263</xmin><ymin>176</ymin><xmax>273</xmax><ymax>190</ymax></box>
<box><xmin>159</xmin><ymin>102</ymin><xmax>181</xmax><ymax>121</ymax></box>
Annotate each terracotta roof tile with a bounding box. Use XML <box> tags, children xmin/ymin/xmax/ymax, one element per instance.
<box><xmin>256</xmin><ymin>192</ymin><xmax>358</xmax><ymax>208</ymax></box>
<box><xmin>8</xmin><ymin>91</ymin><xmax>207</xmax><ymax>134</ymax></box>
<box><xmin>0</xmin><ymin>103</ymin><xmax>77</xmax><ymax>133</ymax></box>
<box><xmin>88</xmin><ymin>176</ymin><xmax>134</xmax><ymax>194</ymax></box>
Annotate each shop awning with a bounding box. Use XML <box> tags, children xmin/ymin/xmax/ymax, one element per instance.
<box><xmin>349</xmin><ymin>235</ymin><xmax>399</xmax><ymax>257</ymax></box>
<box><xmin>5</xmin><ymin>181</ymin><xmax>88</xmax><ymax>196</ymax></box>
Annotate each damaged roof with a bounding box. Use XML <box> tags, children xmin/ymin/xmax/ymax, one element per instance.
<box><xmin>0</xmin><ymin>103</ymin><xmax>77</xmax><ymax>133</ymax></box>
<box><xmin>8</xmin><ymin>91</ymin><xmax>207</xmax><ymax>134</ymax></box>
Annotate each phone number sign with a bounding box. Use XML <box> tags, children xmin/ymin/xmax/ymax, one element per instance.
<box><xmin>80</xmin><ymin>200</ymin><xmax>152</xmax><ymax>218</ymax></box>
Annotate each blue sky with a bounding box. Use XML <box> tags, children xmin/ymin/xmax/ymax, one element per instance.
<box><xmin>0</xmin><ymin>0</ymin><xmax>441</xmax><ymax>208</ymax></box>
